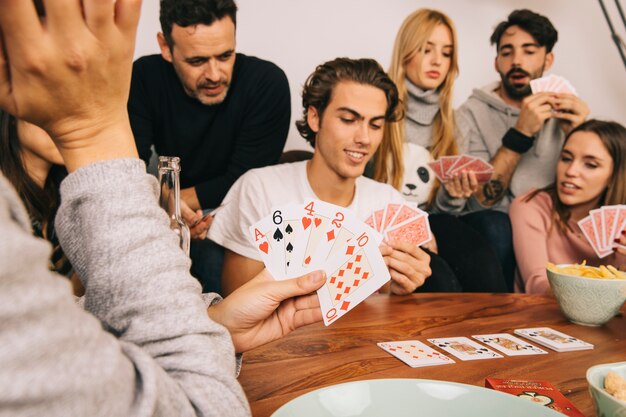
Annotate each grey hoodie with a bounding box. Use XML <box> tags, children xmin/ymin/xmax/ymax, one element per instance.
<box><xmin>456</xmin><ymin>81</ymin><xmax>564</xmax><ymax>212</ymax></box>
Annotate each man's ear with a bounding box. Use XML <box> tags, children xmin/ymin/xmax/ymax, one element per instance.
<box><xmin>307</xmin><ymin>106</ymin><xmax>320</xmax><ymax>133</ymax></box>
<box><xmin>157</xmin><ymin>32</ymin><xmax>173</xmax><ymax>63</ymax></box>
<box><xmin>543</xmin><ymin>51</ymin><xmax>554</xmax><ymax>72</ymax></box>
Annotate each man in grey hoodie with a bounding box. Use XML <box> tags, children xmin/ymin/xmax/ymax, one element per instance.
<box><xmin>0</xmin><ymin>1</ymin><xmax>325</xmax><ymax>416</ymax></box>
<box><xmin>457</xmin><ymin>9</ymin><xmax>589</xmax><ymax>213</ymax></box>
<box><xmin>454</xmin><ymin>9</ymin><xmax>589</xmax><ymax>289</ymax></box>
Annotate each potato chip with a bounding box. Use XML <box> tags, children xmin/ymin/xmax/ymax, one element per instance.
<box><xmin>546</xmin><ymin>262</ymin><xmax>626</xmax><ymax>280</ymax></box>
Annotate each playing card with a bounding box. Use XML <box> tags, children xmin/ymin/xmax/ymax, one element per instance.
<box><xmin>319</xmin><ymin>229</ymin><xmax>390</xmax><ymax>326</ymax></box>
<box><xmin>298</xmin><ymin>199</ymin><xmax>351</xmax><ymax>271</ymax></box>
<box><xmin>373</xmin><ymin>209</ymin><xmax>385</xmax><ymax>232</ymax></box>
<box><xmin>514</xmin><ymin>328</ymin><xmax>594</xmax><ymax>352</ymax></box>
<box><xmin>446</xmin><ymin>155</ymin><xmax>474</xmax><ymax>178</ymax></box>
<box><xmin>427</xmin><ymin>160</ymin><xmax>445</xmax><ymax>182</ymax></box>
<box><xmin>473</xmin><ymin>170</ymin><xmax>494</xmax><ymax>183</ymax></box>
<box><xmin>578</xmin><ymin>216</ymin><xmax>612</xmax><ymax>258</ymax></box>
<box><xmin>384</xmin><ymin>213</ymin><xmax>432</xmax><ymax>247</ymax></box>
<box><xmin>450</xmin><ymin>157</ymin><xmax>493</xmax><ymax>176</ymax></box>
<box><xmin>440</xmin><ymin>156</ymin><xmax>459</xmax><ymax>178</ymax></box>
<box><xmin>381</xmin><ymin>203</ymin><xmax>402</xmax><ymax>232</ymax></box>
<box><xmin>277</xmin><ymin>203</ymin><xmax>311</xmax><ymax>277</ymax></box>
<box><xmin>386</xmin><ymin>202</ymin><xmax>423</xmax><ymax>230</ymax></box>
<box><xmin>602</xmin><ymin>206</ymin><xmax>619</xmax><ymax>250</ymax></box>
<box><xmin>249</xmin><ymin>211</ymin><xmax>288</xmax><ymax>280</ymax></box>
<box><xmin>612</xmin><ymin>206</ymin><xmax>626</xmax><ymax>249</ymax></box>
<box><xmin>427</xmin><ymin>337</ymin><xmax>503</xmax><ymax>361</ymax></box>
<box><xmin>472</xmin><ymin>334</ymin><xmax>547</xmax><ymax>356</ymax></box>
<box><xmin>378</xmin><ymin>340</ymin><xmax>455</xmax><ymax>368</ymax></box>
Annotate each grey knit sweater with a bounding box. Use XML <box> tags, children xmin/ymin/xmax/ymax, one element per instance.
<box><xmin>0</xmin><ymin>159</ymin><xmax>250</xmax><ymax>417</ymax></box>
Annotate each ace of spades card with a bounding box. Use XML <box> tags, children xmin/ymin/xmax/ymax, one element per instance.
<box><xmin>319</xmin><ymin>228</ymin><xmax>390</xmax><ymax>326</ymax></box>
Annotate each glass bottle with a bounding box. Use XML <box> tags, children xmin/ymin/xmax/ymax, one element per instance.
<box><xmin>158</xmin><ymin>156</ymin><xmax>191</xmax><ymax>256</ymax></box>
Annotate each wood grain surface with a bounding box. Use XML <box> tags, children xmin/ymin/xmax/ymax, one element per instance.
<box><xmin>239</xmin><ymin>293</ymin><xmax>626</xmax><ymax>417</ymax></box>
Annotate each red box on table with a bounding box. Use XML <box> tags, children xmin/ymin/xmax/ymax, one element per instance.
<box><xmin>485</xmin><ymin>378</ymin><xmax>585</xmax><ymax>417</ymax></box>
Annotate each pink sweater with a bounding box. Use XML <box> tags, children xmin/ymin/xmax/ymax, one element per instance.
<box><xmin>509</xmin><ymin>190</ymin><xmax>623</xmax><ymax>294</ymax></box>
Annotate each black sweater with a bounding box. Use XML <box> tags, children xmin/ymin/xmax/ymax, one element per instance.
<box><xmin>128</xmin><ymin>53</ymin><xmax>290</xmax><ymax>208</ymax></box>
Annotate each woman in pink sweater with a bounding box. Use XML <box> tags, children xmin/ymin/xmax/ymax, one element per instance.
<box><xmin>510</xmin><ymin>120</ymin><xmax>626</xmax><ymax>293</ymax></box>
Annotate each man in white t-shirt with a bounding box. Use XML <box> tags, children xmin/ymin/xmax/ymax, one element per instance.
<box><xmin>209</xmin><ymin>58</ymin><xmax>432</xmax><ymax>295</ymax></box>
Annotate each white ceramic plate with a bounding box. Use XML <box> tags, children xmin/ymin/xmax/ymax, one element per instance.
<box><xmin>272</xmin><ymin>378</ymin><xmax>565</xmax><ymax>417</ymax></box>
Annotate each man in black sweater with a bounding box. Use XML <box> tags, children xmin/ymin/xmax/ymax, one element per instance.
<box><xmin>128</xmin><ymin>0</ymin><xmax>290</xmax><ymax>291</ymax></box>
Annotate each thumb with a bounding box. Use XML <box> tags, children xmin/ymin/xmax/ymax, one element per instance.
<box><xmin>269</xmin><ymin>270</ymin><xmax>326</xmax><ymax>301</ymax></box>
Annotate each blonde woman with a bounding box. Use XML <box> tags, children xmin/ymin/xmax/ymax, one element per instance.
<box><xmin>374</xmin><ymin>9</ymin><xmax>508</xmax><ymax>292</ymax></box>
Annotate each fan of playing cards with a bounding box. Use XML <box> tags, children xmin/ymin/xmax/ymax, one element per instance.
<box><xmin>578</xmin><ymin>204</ymin><xmax>626</xmax><ymax>258</ymax></box>
<box><xmin>530</xmin><ymin>74</ymin><xmax>577</xmax><ymax>96</ymax></box>
<box><xmin>249</xmin><ymin>200</ymin><xmax>432</xmax><ymax>326</ymax></box>
<box><xmin>427</xmin><ymin>154</ymin><xmax>494</xmax><ymax>184</ymax></box>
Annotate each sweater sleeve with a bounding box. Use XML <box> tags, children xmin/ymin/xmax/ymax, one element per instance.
<box><xmin>195</xmin><ymin>65</ymin><xmax>291</xmax><ymax>208</ymax></box>
<box><xmin>0</xmin><ymin>160</ymin><xmax>250</xmax><ymax>417</ymax></box>
<box><xmin>509</xmin><ymin>193</ymin><xmax>551</xmax><ymax>294</ymax></box>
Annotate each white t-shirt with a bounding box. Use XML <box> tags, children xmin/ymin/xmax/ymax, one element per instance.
<box><xmin>208</xmin><ymin>161</ymin><xmax>405</xmax><ymax>260</ymax></box>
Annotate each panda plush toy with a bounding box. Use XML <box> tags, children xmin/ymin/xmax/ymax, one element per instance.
<box><xmin>401</xmin><ymin>142</ymin><xmax>435</xmax><ymax>207</ymax></box>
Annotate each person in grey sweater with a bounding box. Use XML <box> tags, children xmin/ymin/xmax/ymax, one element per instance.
<box><xmin>453</xmin><ymin>10</ymin><xmax>589</xmax><ymax>289</ymax></box>
<box><xmin>0</xmin><ymin>2</ymin><xmax>324</xmax><ymax>416</ymax></box>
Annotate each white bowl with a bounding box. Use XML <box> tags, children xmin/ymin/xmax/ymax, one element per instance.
<box><xmin>586</xmin><ymin>361</ymin><xmax>626</xmax><ymax>417</ymax></box>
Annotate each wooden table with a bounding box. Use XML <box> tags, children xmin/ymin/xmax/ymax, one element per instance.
<box><xmin>239</xmin><ymin>293</ymin><xmax>626</xmax><ymax>417</ymax></box>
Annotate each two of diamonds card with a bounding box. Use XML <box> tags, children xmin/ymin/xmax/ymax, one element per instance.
<box><xmin>249</xmin><ymin>199</ymin><xmax>390</xmax><ymax>326</ymax></box>
<box><xmin>427</xmin><ymin>154</ymin><xmax>494</xmax><ymax>184</ymax></box>
<box><xmin>530</xmin><ymin>74</ymin><xmax>578</xmax><ymax>96</ymax></box>
<box><xmin>578</xmin><ymin>204</ymin><xmax>626</xmax><ymax>258</ymax></box>
<box><xmin>514</xmin><ymin>328</ymin><xmax>594</xmax><ymax>352</ymax></box>
<box><xmin>364</xmin><ymin>202</ymin><xmax>432</xmax><ymax>247</ymax></box>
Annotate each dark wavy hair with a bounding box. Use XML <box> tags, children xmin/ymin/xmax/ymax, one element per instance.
<box><xmin>160</xmin><ymin>0</ymin><xmax>238</xmax><ymax>47</ymax></box>
<box><xmin>526</xmin><ymin>119</ymin><xmax>626</xmax><ymax>234</ymax></box>
<box><xmin>295</xmin><ymin>57</ymin><xmax>402</xmax><ymax>147</ymax></box>
<box><xmin>491</xmin><ymin>9</ymin><xmax>558</xmax><ymax>52</ymax></box>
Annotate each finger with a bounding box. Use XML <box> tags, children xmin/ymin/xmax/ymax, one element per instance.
<box><xmin>114</xmin><ymin>0</ymin><xmax>143</xmax><ymax>38</ymax></box>
<box><xmin>467</xmin><ymin>171</ymin><xmax>479</xmax><ymax>191</ymax></box>
<box><xmin>43</xmin><ymin>0</ymin><xmax>85</xmax><ymax>35</ymax></box>
<box><xmin>83</xmin><ymin>0</ymin><xmax>116</xmax><ymax>36</ymax></box>
<box><xmin>293</xmin><ymin>293</ymin><xmax>321</xmax><ymax>310</ymax></box>
<box><xmin>389</xmin><ymin>270</ymin><xmax>417</xmax><ymax>294</ymax></box>
<box><xmin>388</xmin><ymin>239</ymin><xmax>429</xmax><ymax>260</ymax></box>
<box><xmin>268</xmin><ymin>270</ymin><xmax>326</xmax><ymax>302</ymax></box>
<box><xmin>293</xmin><ymin>307</ymin><xmax>323</xmax><ymax>328</ymax></box>
<box><xmin>0</xmin><ymin>1</ymin><xmax>43</xmax><ymax>54</ymax></box>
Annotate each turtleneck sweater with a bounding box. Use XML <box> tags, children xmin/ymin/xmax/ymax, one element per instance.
<box><xmin>404</xmin><ymin>78</ymin><xmax>440</xmax><ymax>149</ymax></box>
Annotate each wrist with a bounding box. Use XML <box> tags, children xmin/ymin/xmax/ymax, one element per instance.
<box><xmin>502</xmin><ymin>128</ymin><xmax>535</xmax><ymax>154</ymax></box>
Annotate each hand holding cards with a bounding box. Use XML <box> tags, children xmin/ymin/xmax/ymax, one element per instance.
<box><xmin>249</xmin><ymin>200</ymin><xmax>391</xmax><ymax>326</ymax></box>
<box><xmin>577</xmin><ymin>204</ymin><xmax>626</xmax><ymax>258</ymax></box>
<box><xmin>427</xmin><ymin>154</ymin><xmax>494</xmax><ymax>184</ymax></box>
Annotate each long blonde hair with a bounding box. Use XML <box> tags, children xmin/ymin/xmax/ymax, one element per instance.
<box><xmin>374</xmin><ymin>9</ymin><xmax>459</xmax><ymax>202</ymax></box>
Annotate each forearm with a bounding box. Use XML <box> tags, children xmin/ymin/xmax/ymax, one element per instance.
<box><xmin>56</xmin><ymin>159</ymin><xmax>250</xmax><ymax>416</ymax></box>
<box><xmin>474</xmin><ymin>145</ymin><xmax>521</xmax><ymax>207</ymax></box>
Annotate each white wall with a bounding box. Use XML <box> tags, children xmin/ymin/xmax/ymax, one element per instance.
<box><xmin>135</xmin><ymin>0</ymin><xmax>626</xmax><ymax>151</ymax></box>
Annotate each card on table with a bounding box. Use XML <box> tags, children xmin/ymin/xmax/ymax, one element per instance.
<box><xmin>472</xmin><ymin>333</ymin><xmax>547</xmax><ymax>356</ymax></box>
<box><xmin>427</xmin><ymin>337</ymin><xmax>503</xmax><ymax>361</ymax></box>
<box><xmin>514</xmin><ymin>328</ymin><xmax>594</xmax><ymax>352</ymax></box>
<box><xmin>378</xmin><ymin>340</ymin><xmax>455</xmax><ymax>368</ymax></box>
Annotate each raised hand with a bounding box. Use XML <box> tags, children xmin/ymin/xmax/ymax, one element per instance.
<box><xmin>0</xmin><ymin>0</ymin><xmax>142</xmax><ymax>171</ymax></box>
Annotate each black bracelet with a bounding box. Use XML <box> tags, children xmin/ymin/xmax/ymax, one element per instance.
<box><xmin>502</xmin><ymin>128</ymin><xmax>535</xmax><ymax>154</ymax></box>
